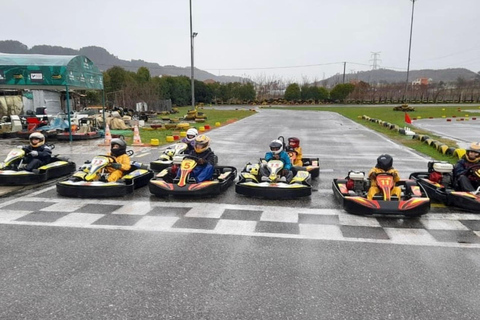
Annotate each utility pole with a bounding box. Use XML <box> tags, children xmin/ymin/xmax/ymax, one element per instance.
<box><xmin>342</xmin><ymin>62</ymin><xmax>346</xmax><ymax>84</ymax></box>
<box><xmin>189</xmin><ymin>0</ymin><xmax>196</xmax><ymax>110</ymax></box>
<box><xmin>404</xmin><ymin>0</ymin><xmax>417</xmax><ymax>102</ymax></box>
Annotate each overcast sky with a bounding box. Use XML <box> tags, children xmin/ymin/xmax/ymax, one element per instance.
<box><xmin>3</xmin><ymin>0</ymin><xmax>480</xmax><ymax>82</ymax></box>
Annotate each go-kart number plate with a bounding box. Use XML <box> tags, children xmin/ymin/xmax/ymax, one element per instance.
<box><xmin>91</xmin><ymin>158</ymin><xmax>107</xmax><ymax>166</ymax></box>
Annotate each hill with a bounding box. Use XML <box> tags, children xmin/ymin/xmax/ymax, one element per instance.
<box><xmin>325</xmin><ymin>67</ymin><xmax>478</xmax><ymax>85</ymax></box>
<box><xmin>0</xmin><ymin>40</ymin><xmax>243</xmax><ymax>83</ymax></box>
<box><xmin>1</xmin><ymin>40</ymin><xmax>478</xmax><ymax>85</ymax></box>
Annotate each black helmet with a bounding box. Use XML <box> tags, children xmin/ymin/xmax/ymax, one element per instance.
<box><xmin>111</xmin><ymin>138</ymin><xmax>127</xmax><ymax>156</ymax></box>
<box><xmin>376</xmin><ymin>154</ymin><xmax>393</xmax><ymax>171</ymax></box>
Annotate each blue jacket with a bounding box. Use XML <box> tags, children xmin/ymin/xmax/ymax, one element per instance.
<box><xmin>265</xmin><ymin>150</ymin><xmax>292</xmax><ymax>170</ymax></box>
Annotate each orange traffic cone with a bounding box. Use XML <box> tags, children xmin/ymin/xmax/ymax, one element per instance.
<box><xmin>132</xmin><ymin>125</ymin><xmax>143</xmax><ymax>146</ymax></box>
<box><xmin>99</xmin><ymin>124</ymin><xmax>112</xmax><ymax>146</ymax></box>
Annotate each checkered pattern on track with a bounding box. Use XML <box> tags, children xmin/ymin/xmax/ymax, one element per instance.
<box><xmin>1</xmin><ymin>190</ymin><xmax>479</xmax><ymax>248</ymax></box>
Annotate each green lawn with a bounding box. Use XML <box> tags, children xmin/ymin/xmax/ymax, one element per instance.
<box><xmin>127</xmin><ymin>106</ymin><xmax>256</xmax><ymax>146</ymax></box>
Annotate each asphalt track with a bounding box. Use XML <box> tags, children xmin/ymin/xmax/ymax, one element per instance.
<box><xmin>0</xmin><ymin>108</ymin><xmax>479</xmax><ymax>320</ymax></box>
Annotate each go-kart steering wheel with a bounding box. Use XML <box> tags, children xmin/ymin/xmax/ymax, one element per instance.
<box><xmin>184</xmin><ymin>155</ymin><xmax>200</xmax><ymax>162</ymax></box>
<box><xmin>466</xmin><ymin>164</ymin><xmax>480</xmax><ymax>177</ymax></box>
<box><xmin>99</xmin><ymin>155</ymin><xmax>118</xmax><ymax>164</ymax></box>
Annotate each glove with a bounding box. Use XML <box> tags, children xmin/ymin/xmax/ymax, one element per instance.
<box><xmin>30</xmin><ymin>150</ymin><xmax>38</xmax><ymax>157</ymax></box>
<box><xmin>16</xmin><ymin>145</ymin><xmax>23</xmax><ymax>149</ymax></box>
<box><xmin>197</xmin><ymin>158</ymin><xmax>205</xmax><ymax>165</ymax></box>
<box><xmin>111</xmin><ymin>163</ymin><xmax>122</xmax><ymax>169</ymax></box>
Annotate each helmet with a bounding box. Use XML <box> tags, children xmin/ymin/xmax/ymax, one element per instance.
<box><xmin>376</xmin><ymin>154</ymin><xmax>393</xmax><ymax>171</ymax></box>
<box><xmin>29</xmin><ymin>132</ymin><xmax>45</xmax><ymax>147</ymax></box>
<box><xmin>194</xmin><ymin>135</ymin><xmax>210</xmax><ymax>153</ymax></box>
<box><xmin>269</xmin><ymin>139</ymin><xmax>283</xmax><ymax>155</ymax></box>
<box><xmin>288</xmin><ymin>137</ymin><xmax>300</xmax><ymax>148</ymax></box>
<box><xmin>111</xmin><ymin>138</ymin><xmax>127</xmax><ymax>157</ymax></box>
<box><xmin>186</xmin><ymin>128</ymin><xmax>198</xmax><ymax>142</ymax></box>
<box><xmin>466</xmin><ymin>142</ymin><xmax>480</xmax><ymax>162</ymax></box>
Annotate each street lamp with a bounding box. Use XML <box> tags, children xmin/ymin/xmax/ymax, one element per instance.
<box><xmin>404</xmin><ymin>0</ymin><xmax>417</xmax><ymax>102</ymax></box>
<box><xmin>189</xmin><ymin>0</ymin><xmax>197</xmax><ymax>110</ymax></box>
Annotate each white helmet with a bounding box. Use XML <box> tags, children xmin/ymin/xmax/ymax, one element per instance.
<box><xmin>269</xmin><ymin>139</ymin><xmax>283</xmax><ymax>155</ymax></box>
<box><xmin>186</xmin><ymin>128</ymin><xmax>198</xmax><ymax>142</ymax></box>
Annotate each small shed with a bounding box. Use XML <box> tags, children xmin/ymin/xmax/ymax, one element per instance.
<box><xmin>0</xmin><ymin>53</ymin><xmax>104</xmax><ymax>141</ymax></box>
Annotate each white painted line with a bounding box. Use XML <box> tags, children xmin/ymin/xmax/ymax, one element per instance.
<box><xmin>134</xmin><ymin>216</ymin><xmax>179</xmax><ymax>230</ymax></box>
<box><xmin>384</xmin><ymin>228</ymin><xmax>437</xmax><ymax>244</ymax></box>
<box><xmin>214</xmin><ymin>220</ymin><xmax>257</xmax><ymax>234</ymax></box>
<box><xmin>40</xmin><ymin>202</ymin><xmax>85</xmax><ymax>212</ymax></box>
<box><xmin>299</xmin><ymin>224</ymin><xmax>343</xmax><ymax>240</ymax></box>
<box><xmin>260</xmin><ymin>210</ymin><xmax>298</xmax><ymax>223</ymax></box>
<box><xmin>0</xmin><ymin>210</ymin><xmax>31</xmax><ymax>222</ymax></box>
<box><xmin>338</xmin><ymin>212</ymin><xmax>382</xmax><ymax>227</ymax></box>
<box><xmin>185</xmin><ymin>205</ymin><xmax>224</xmax><ymax>218</ymax></box>
<box><xmin>113</xmin><ymin>202</ymin><xmax>156</xmax><ymax>215</ymax></box>
<box><xmin>53</xmin><ymin>212</ymin><xmax>104</xmax><ymax>226</ymax></box>
<box><xmin>420</xmin><ymin>219</ymin><xmax>470</xmax><ymax>230</ymax></box>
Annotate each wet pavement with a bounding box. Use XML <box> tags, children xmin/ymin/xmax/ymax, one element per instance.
<box><xmin>412</xmin><ymin>109</ymin><xmax>480</xmax><ymax>148</ymax></box>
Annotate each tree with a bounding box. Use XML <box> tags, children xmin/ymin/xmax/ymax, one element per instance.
<box><xmin>235</xmin><ymin>83</ymin><xmax>256</xmax><ymax>101</ymax></box>
<box><xmin>330</xmin><ymin>83</ymin><xmax>355</xmax><ymax>102</ymax></box>
<box><xmin>284</xmin><ymin>83</ymin><xmax>301</xmax><ymax>101</ymax></box>
<box><xmin>136</xmin><ymin>67</ymin><xmax>151</xmax><ymax>84</ymax></box>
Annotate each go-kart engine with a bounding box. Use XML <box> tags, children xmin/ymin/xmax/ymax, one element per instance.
<box><xmin>441</xmin><ymin>173</ymin><xmax>452</xmax><ymax>187</ymax></box>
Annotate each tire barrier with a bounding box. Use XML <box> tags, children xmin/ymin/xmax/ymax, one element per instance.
<box><xmin>453</xmin><ymin>149</ymin><xmax>466</xmax><ymax>159</ymax></box>
<box><xmin>362</xmin><ymin>114</ymin><xmax>462</xmax><ymax>161</ymax></box>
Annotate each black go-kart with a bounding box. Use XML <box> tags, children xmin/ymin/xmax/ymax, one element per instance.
<box><xmin>56</xmin><ymin>150</ymin><xmax>153</xmax><ymax>198</ymax></box>
<box><xmin>149</xmin><ymin>155</ymin><xmax>236</xmax><ymax>197</ymax></box>
<box><xmin>0</xmin><ymin>145</ymin><xmax>75</xmax><ymax>185</ymax></box>
<box><xmin>410</xmin><ymin>161</ymin><xmax>480</xmax><ymax>212</ymax></box>
<box><xmin>235</xmin><ymin>159</ymin><xmax>312</xmax><ymax>199</ymax></box>
<box><xmin>333</xmin><ymin>170</ymin><xmax>430</xmax><ymax>216</ymax></box>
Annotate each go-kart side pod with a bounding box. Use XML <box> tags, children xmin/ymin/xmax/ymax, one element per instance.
<box><xmin>0</xmin><ymin>157</ymin><xmax>76</xmax><ymax>186</ymax></box>
<box><xmin>149</xmin><ymin>165</ymin><xmax>237</xmax><ymax>197</ymax></box>
<box><xmin>410</xmin><ymin>171</ymin><xmax>480</xmax><ymax>212</ymax></box>
<box><xmin>56</xmin><ymin>168</ymin><xmax>153</xmax><ymax>198</ymax></box>
<box><xmin>332</xmin><ymin>178</ymin><xmax>430</xmax><ymax>216</ymax></box>
<box><xmin>235</xmin><ymin>170</ymin><xmax>312</xmax><ymax>199</ymax></box>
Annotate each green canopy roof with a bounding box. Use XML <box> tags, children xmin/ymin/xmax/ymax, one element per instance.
<box><xmin>0</xmin><ymin>53</ymin><xmax>103</xmax><ymax>90</ymax></box>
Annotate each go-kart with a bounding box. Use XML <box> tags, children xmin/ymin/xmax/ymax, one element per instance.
<box><xmin>150</xmin><ymin>142</ymin><xmax>188</xmax><ymax>172</ymax></box>
<box><xmin>409</xmin><ymin>161</ymin><xmax>480</xmax><ymax>212</ymax></box>
<box><xmin>332</xmin><ymin>170</ymin><xmax>430</xmax><ymax>216</ymax></box>
<box><xmin>0</xmin><ymin>145</ymin><xmax>76</xmax><ymax>185</ymax></box>
<box><xmin>235</xmin><ymin>159</ymin><xmax>312</xmax><ymax>199</ymax></box>
<box><xmin>278</xmin><ymin>135</ymin><xmax>320</xmax><ymax>178</ymax></box>
<box><xmin>56</xmin><ymin>150</ymin><xmax>154</xmax><ymax>198</ymax></box>
<box><xmin>286</xmin><ymin>149</ymin><xmax>320</xmax><ymax>179</ymax></box>
<box><xmin>149</xmin><ymin>155</ymin><xmax>237</xmax><ymax>197</ymax></box>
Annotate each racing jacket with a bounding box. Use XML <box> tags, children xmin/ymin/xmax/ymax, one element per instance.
<box><xmin>265</xmin><ymin>150</ymin><xmax>292</xmax><ymax>170</ymax></box>
<box><xmin>368</xmin><ymin>167</ymin><xmax>400</xmax><ymax>187</ymax></box>
<box><xmin>453</xmin><ymin>157</ymin><xmax>480</xmax><ymax>182</ymax></box>
<box><xmin>187</xmin><ymin>148</ymin><xmax>215</xmax><ymax>166</ymax></box>
<box><xmin>106</xmin><ymin>153</ymin><xmax>131</xmax><ymax>173</ymax></box>
<box><xmin>23</xmin><ymin>145</ymin><xmax>52</xmax><ymax>164</ymax></box>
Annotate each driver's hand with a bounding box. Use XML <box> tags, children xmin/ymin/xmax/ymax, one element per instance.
<box><xmin>30</xmin><ymin>150</ymin><xmax>38</xmax><ymax>157</ymax></box>
<box><xmin>111</xmin><ymin>163</ymin><xmax>122</xmax><ymax>169</ymax></box>
<box><xmin>197</xmin><ymin>158</ymin><xmax>205</xmax><ymax>165</ymax></box>
<box><xmin>273</xmin><ymin>154</ymin><xmax>280</xmax><ymax>160</ymax></box>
